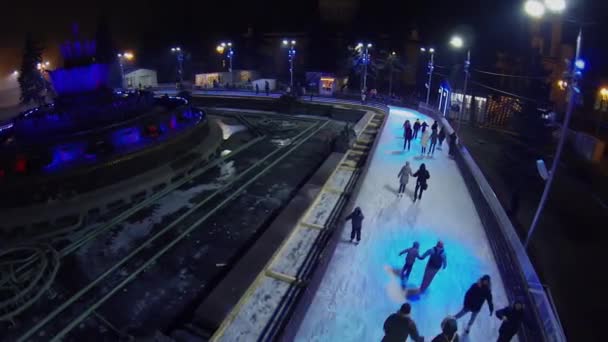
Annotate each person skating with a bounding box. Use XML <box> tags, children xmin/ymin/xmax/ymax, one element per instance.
<box><xmin>421</xmin><ymin>121</ymin><xmax>429</xmax><ymax>134</ymax></box>
<box><xmin>454</xmin><ymin>275</ymin><xmax>494</xmax><ymax>334</ymax></box>
<box><xmin>255</xmin><ymin>83</ymin><xmax>259</xmax><ymax>95</ymax></box>
<box><xmin>420</xmin><ymin>130</ymin><xmax>430</xmax><ymax>156</ymax></box>
<box><xmin>265</xmin><ymin>80</ymin><xmax>270</xmax><ymax>96</ymax></box>
<box><xmin>398</xmin><ymin>241</ymin><xmax>420</xmax><ymax>283</ymax></box>
<box><xmin>417</xmin><ymin>241</ymin><xmax>446</xmax><ymax>292</ymax></box>
<box><xmin>413</xmin><ymin>119</ymin><xmax>421</xmax><ymax>139</ymax></box>
<box><xmin>382</xmin><ymin>303</ymin><xmax>424</xmax><ymax>342</ymax></box>
<box><xmin>412</xmin><ymin>163</ymin><xmax>430</xmax><ymax>202</ymax></box>
<box><xmin>448</xmin><ymin>132</ymin><xmax>457</xmax><ymax>158</ymax></box>
<box><xmin>345</xmin><ymin>207</ymin><xmax>364</xmax><ymax>244</ymax></box>
<box><xmin>431</xmin><ymin>316</ymin><xmax>459</xmax><ymax>342</ymax></box>
<box><xmin>397</xmin><ymin>161</ymin><xmax>413</xmax><ymax>197</ymax></box>
<box><xmin>428</xmin><ymin>129</ymin><xmax>438</xmax><ymax>156</ymax></box>
<box><xmin>403</xmin><ymin>121</ymin><xmax>413</xmax><ymax>151</ymax></box>
<box><xmin>496</xmin><ymin>299</ymin><xmax>525</xmax><ymax>342</ymax></box>
<box><xmin>431</xmin><ymin>120</ymin><xmax>438</xmax><ymax>133</ymax></box>
<box><xmin>437</xmin><ymin>128</ymin><xmax>446</xmax><ymax>150</ymax></box>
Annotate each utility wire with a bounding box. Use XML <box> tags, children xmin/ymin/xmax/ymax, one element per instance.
<box><xmin>469</xmin><ymin>79</ymin><xmax>545</xmax><ymax>103</ymax></box>
<box><xmin>472</xmin><ymin>69</ymin><xmax>548</xmax><ymax>80</ymax></box>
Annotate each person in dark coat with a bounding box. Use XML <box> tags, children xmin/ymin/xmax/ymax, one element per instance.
<box><xmin>432</xmin><ymin>316</ymin><xmax>459</xmax><ymax>342</ymax></box>
<box><xmin>448</xmin><ymin>132</ymin><xmax>457</xmax><ymax>157</ymax></box>
<box><xmin>431</xmin><ymin>120</ymin><xmax>438</xmax><ymax>133</ymax></box>
<box><xmin>345</xmin><ymin>207</ymin><xmax>364</xmax><ymax>244</ymax></box>
<box><xmin>413</xmin><ymin>119</ymin><xmax>421</xmax><ymax>139</ymax></box>
<box><xmin>428</xmin><ymin>129</ymin><xmax>438</xmax><ymax>156</ymax></box>
<box><xmin>437</xmin><ymin>128</ymin><xmax>446</xmax><ymax>150</ymax></box>
<box><xmin>412</xmin><ymin>163</ymin><xmax>430</xmax><ymax>202</ymax></box>
<box><xmin>496</xmin><ymin>299</ymin><xmax>525</xmax><ymax>342</ymax></box>
<box><xmin>255</xmin><ymin>83</ymin><xmax>260</xmax><ymax>94</ymax></box>
<box><xmin>265</xmin><ymin>80</ymin><xmax>270</xmax><ymax>95</ymax></box>
<box><xmin>403</xmin><ymin>121</ymin><xmax>413</xmax><ymax>151</ymax></box>
<box><xmin>417</xmin><ymin>241</ymin><xmax>446</xmax><ymax>292</ymax></box>
<box><xmin>421</xmin><ymin>121</ymin><xmax>429</xmax><ymax>134</ymax></box>
<box><xmin>398</xmin><ymin>241</ymin><xmax>420</xmax><ymax>283</ymax></box>
<box><xmin>382</xmin><ymin>303</ymin><xmax>424</xmax><ymax>342</ymax></box>
<box><xmin>397</xmin><ymin>161</ymin><xmax>413</xmax><ymax>197</ymax></box>
<box><xmin>454</xmin><ymin>275</ymin><xmax>494</xmax><ymax>334</ymax></box>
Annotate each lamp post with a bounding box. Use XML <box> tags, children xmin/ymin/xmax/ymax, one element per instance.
<box><xmin>282</xmin><ymin>39</ymin><xmax>296</xmax><ymax>92</ymax></box>
<box><xmin>171</xmin><ymin>46</ymin><xmax>184</xmax><ymax>85</ymax></box>
<box><xmin>523</xmin><ymin>0</ymin><xmax>584</xmax><ymax>248</ymax></box>
<box><xmin>216</xmin><ymin>42</ymin><xmax>235</xmax><ymax>85</ymax></box>
<box><xmin>420</xmin><ymin>47</ymin><xmax>435</xmax><ymax>104</ymax></box>
<box><xmin>450</xmin><ymin>35</ymin><xmax>470</xmax><ymax>135</ymax></box>
<box><xmin>117</xmin><ymin>52</ymin><xmax>134</xmax><ymax>88</ymax></box>
<box><xmin>356</xmin><ymin>42</ymin><xmax>373</xmax><ymax>92</ymax></box>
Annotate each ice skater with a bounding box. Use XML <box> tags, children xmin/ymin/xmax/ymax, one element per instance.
<box><xmin>382</xmin><ymin>303</ymin><xmax>424</xmax><ymax>342</ymax></box>
<box><xmin>496</xmin><ymin>299</ymin><xmax>525</xmax><ymax>342</ymax></box>
<box><xmin>403</xmin><ymin>120</ymin><xmax>413</xmax><ymax>151</ymax></box>
<box><xmin>398</xmin><ymin>241</ymin><xmax>420</xmax><ymax>285</ymax></box>
<box><xmin>416</xmin><ymin>241</ymin><xmax>446</xmax><ymax>293</ymax></box>
<box><xmin>412</xmin><ymin>163</ymin><xmax>430</xmax><ymax>202</ymax></box>
<box><xmin>420</xmin><ymin>130</ymin><xmax>430</xmax><ymax>156</ymax></box>
<box><xmin>397</xmin><ymin>161</ymin><xmax>413</xmax><ymax>197</ymax></box>
<box><xmin>345</xmin><ymin>207</ymin><xmax>364</xmax><ymax>244</ymax></box>
<box><xmin>428</xmin><ymin>129</ymin><xmax>438</xmax><ymax>157</ymax></box>
<box><xmin>448</xmin><ymin>132</ymin><xmax>457</xmax><ymax>158</ymax></box>
<box><xmin>413</xmin><ymin>119</ymin><xmax>421</xmax><ymax>139</ymax></box>
<box><xmin>421</xmin><ymin>121</ymin><xmax>429</xmax><ymax>134</ymax></box>
<box><xmin>454</xmin><ymin>275</ymin><xmax>494</xmax><ymax>334</ymax></box>
<box><xmin>255</xmin><ymin>83</ymin><xmax>260</xmax><ymax>94</ymax></box>
<box><xmin>437</xmin><ymin>128</ymin><xmax>446</xmax><ymax>150</ymax></box>
<box><xmin>431</xmin><ymin>316</ymin><xmax>459</xmax><ymax>342</ymax></box>
<box><xmin>431</xmin><ymin>120</ymin><xmax>438</xmax><ymax>133</ymax></box>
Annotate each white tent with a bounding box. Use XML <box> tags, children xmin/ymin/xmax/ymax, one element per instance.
<box><xmin>125</xmin><ymin>69</ymin><xmax>158</xmax><ymax>89</ymax></box>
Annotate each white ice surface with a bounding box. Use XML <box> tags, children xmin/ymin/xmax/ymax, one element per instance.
<box><xmin>294</xmin><ymin>107</ymin><xmax>516</xmax><ymax>342</ymax></box>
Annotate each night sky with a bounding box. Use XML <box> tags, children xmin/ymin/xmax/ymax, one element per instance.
<box><xmin>1</xmin><ymin>0</ymin><xmax>607</xmax><ymax>82</ymax></box>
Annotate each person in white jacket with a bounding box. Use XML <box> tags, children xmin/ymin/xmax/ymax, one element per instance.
<box><xmin>420</xmin><ymin>130</ymin><xmax>430</xmax><ymax>155</ymax></box>
<box><xmin>397</xmin><ymin>161</ymin><xmax>413</xmax><ymax>197</ymax></box>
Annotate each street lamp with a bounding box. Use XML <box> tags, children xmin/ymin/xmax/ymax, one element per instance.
<box><xmin>282</xmin><ymin>39</ymin><xmax>296</xmax><ymax>91</ymax></box>
<box><xmin>356</xmin><ymin>42</ymin><xmax>373</xmax><ymax>92</ymax></box>
<box><xmin>450</xmin><ymin>35</ymin><xmax>470</xmax><ymax>135</ymax></box>
<box><xmin>117</xmin><ymin>52</ymin><xmax>134</xmax><ymax>88</ymax></box>
<box><xmin>171</xmin><ymin>46</ymin><xmax>185</xmax><ymax>85</ymax></box>
<box><xmin>420</xmin><ymin>47</ymin><xmax>435</xmax><ymax>104</ymax></box>
<box><xmin>216</xmin><ymin>41</ymin><xmax>235</xmax><ymax>85</ymax></box>
<box><xmin>523</xmin><ymin>0</ymin><xmax>584</xmax><ymax>248</ymax></box>
<box><xmin>12</xmin><ymin>70</ymin><xmax>19</xmax><ymax>77</ymax></box>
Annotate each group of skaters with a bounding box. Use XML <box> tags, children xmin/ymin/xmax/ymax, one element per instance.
<box><xmin>382</xmin><ymin>240</ymin><xmax>524</xmax><ymax>341</ymax></box>
<box><xmin>402</xmin><ymin>119</ymin><xmax>445</xmax><ymax>157</ymax></box>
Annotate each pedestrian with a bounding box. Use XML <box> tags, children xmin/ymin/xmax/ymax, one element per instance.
<box><xmin>420</xmin><ymin>130</ymin><xmax>430</xmax><ymax>156</ymax></box>
<box><xmin>413</xmin><ymin>119</ymin><xmax>421</xmax><ymax>139</ymax></box>
<box><xmin>397</xmin><ymin>161</ymin><xmax>413</xmax><ymax>197</ymax></box>
<box><xmin>454</xmin><ymin>275</ymin><xmax>494</xmax><ymax>334</ymax></box>
<box><xmin>361</xmin><ymin>89</ymin><xmax>367</xmax><ymax>104</ymax></box>
<box><xmin>417</xmin><ymin>240</ymin><xmax>446</xmax><ymax>292</ymax></box>
<box><xmin>431</xmin><ymin>120</ymin><xmax>438</xmax><ymax>133</ymax></box>
<box><xmin>403</xmin><ymin>121</ymin><xmax>413</xmax><ymax>151</ymax></box>
<box><xmin>421</xmin><ymin>121</ymin><xmax>429</xmax><ymax>134</ymax></box>
<box><xmin>496</xmin><ymin>299</ymin><xmax>525</xmax><ymax>342</ymax></box>
<box><xmin>345</xmin><ymin>207</ymin><xmax>364</xmax><ymax>244</ymax></box>
<box><xmin>255</xmin><ymin>83</ymin><xmax>259</xmax><ymax>95</ymax></box>
<box><xmin>432</xmin><ymin>316</ymin><xmax>459</xmax><ymax>342</ymax></box>
<box><xmin>437</xmin><ymin>128</ymin><xmax>446</xmax><ymax>150</ymax></box>
<box><xmin>398</xmin><ymin>241</ymin><xmax>420</xmax><ymax>283</ymax></box>
<box><xmin>382</xmin><ymin>303</ymin><xmax>424</xmax><ymax>342</ymax></box>
<box><xmin>412</xmin><ymin>163</ymin><xmax>430</xmax><ymax>202</ymax></box>
<box><xmin>265</xmin><ymin>80</ymin><xmax>270</xmax><ymax>96</ymax></box>
<box><xmin>428</xmin><ymin>129</ymin><xmax>438</xmax><ymax>156</ymax></box>
<box><xmin>448</xmin><ymin>132</ymin><xmax>457</xmax><ymax>157</ymax></box>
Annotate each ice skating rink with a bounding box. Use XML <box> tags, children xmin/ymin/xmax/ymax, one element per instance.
<box><xmin>294</xmin><ymin>107</ymin><xmax>516</xmax><ymax>341</ymax></box>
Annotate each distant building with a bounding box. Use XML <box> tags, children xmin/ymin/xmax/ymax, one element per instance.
<box><xmin>195</xmin><ymin>70</ymin><xmax>260</xmax><ymax>88</ymax></box>
<box><xmin>125</xmin><ymin>69</ymin><xmax>158</xmax><ymax>89</ymax></box>
<box><xmin>306</xmin><ymin>72</ymin><xmax>346</xmax><ymax>96</ymax></box>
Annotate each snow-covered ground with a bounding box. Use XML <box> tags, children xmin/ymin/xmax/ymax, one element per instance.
<box><xmin>295</xmin><ymin>107</ymin><xmax>515</xmax><ymax>341</ymax></box>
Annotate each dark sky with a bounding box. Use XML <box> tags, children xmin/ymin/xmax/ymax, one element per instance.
<box><xmin>1</xmin><ymin>0</ymin><xmax>606</xmax><ymax>79</ymax></box>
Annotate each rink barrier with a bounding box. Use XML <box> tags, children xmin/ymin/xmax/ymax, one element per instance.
<box><xmin>418</xmin><ymin>102</ymin><xmax>567</xmax><ymax>342</ymax></box>
<box><xmin>210</xmin><ymin>105</ymin><xmax>387</xmax><ymax>341</ymax></box>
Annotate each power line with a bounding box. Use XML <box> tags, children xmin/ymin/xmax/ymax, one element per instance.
<box><xmin>472</xmin><ymin>69</ymin><xmax>548</xmax><ymax>80</ymax></box>
<box><xmin>469</xmin><ymin>79</ymin><xmax>545</xmax><ymax>103</ymax></box>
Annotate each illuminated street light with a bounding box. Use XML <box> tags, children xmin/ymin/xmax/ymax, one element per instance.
<box><xmin>282</xmin><ymin>39</ymin><xmax>297</xmax><ymax>91</ymax></box>
<box><xmin>217</xmin><ymin>41</ymin><xmax>235</xmax><ymax>84</ymax></box>
<box><xmin>117</xmin><ymin>52</ymin><xmax>135</xmax><ymax>88</ymax></box>
<box><xmin>12</xmin><ymin>70</ymin><xmax>19</xmax><ymax>76</ymax></box>
<box><xmin>601</xmin><ymin>87</ymin><xmax>608</xmax><ymax>98</ymax></box>
<box><xmin>524</xmin><ymin>0</ymin><xmax>546</xmax><ymax>18</ymax></box>
<box><xmin>449</xmin><ymin>35</ymin><xmax>464</xmax><ymax>49</ymax></box>
<box><xmin>420</xmin><ymin>46</ymin><xmax>435</xmax><ymax>104</ymax></box>
<box><xmin>355</xmin><ymin>42</ymin><xmax>373</xmax><ymax>92</ymax></box>
<box><xmin>171</xmin><ymin>46</ymin><xmax>185</xmax><ymax>85</ymax></box>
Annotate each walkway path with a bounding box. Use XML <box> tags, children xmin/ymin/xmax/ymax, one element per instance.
<box><xmin>294</xmin><ymin>107</ymin><xmax>514</xmax><ymax>341</ymax></box>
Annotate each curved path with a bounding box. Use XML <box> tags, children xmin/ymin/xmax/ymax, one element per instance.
<box><xmin>294</xmin><ymin>107</ymin><xmax>515</xmax><ymax>341</ymax></box>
